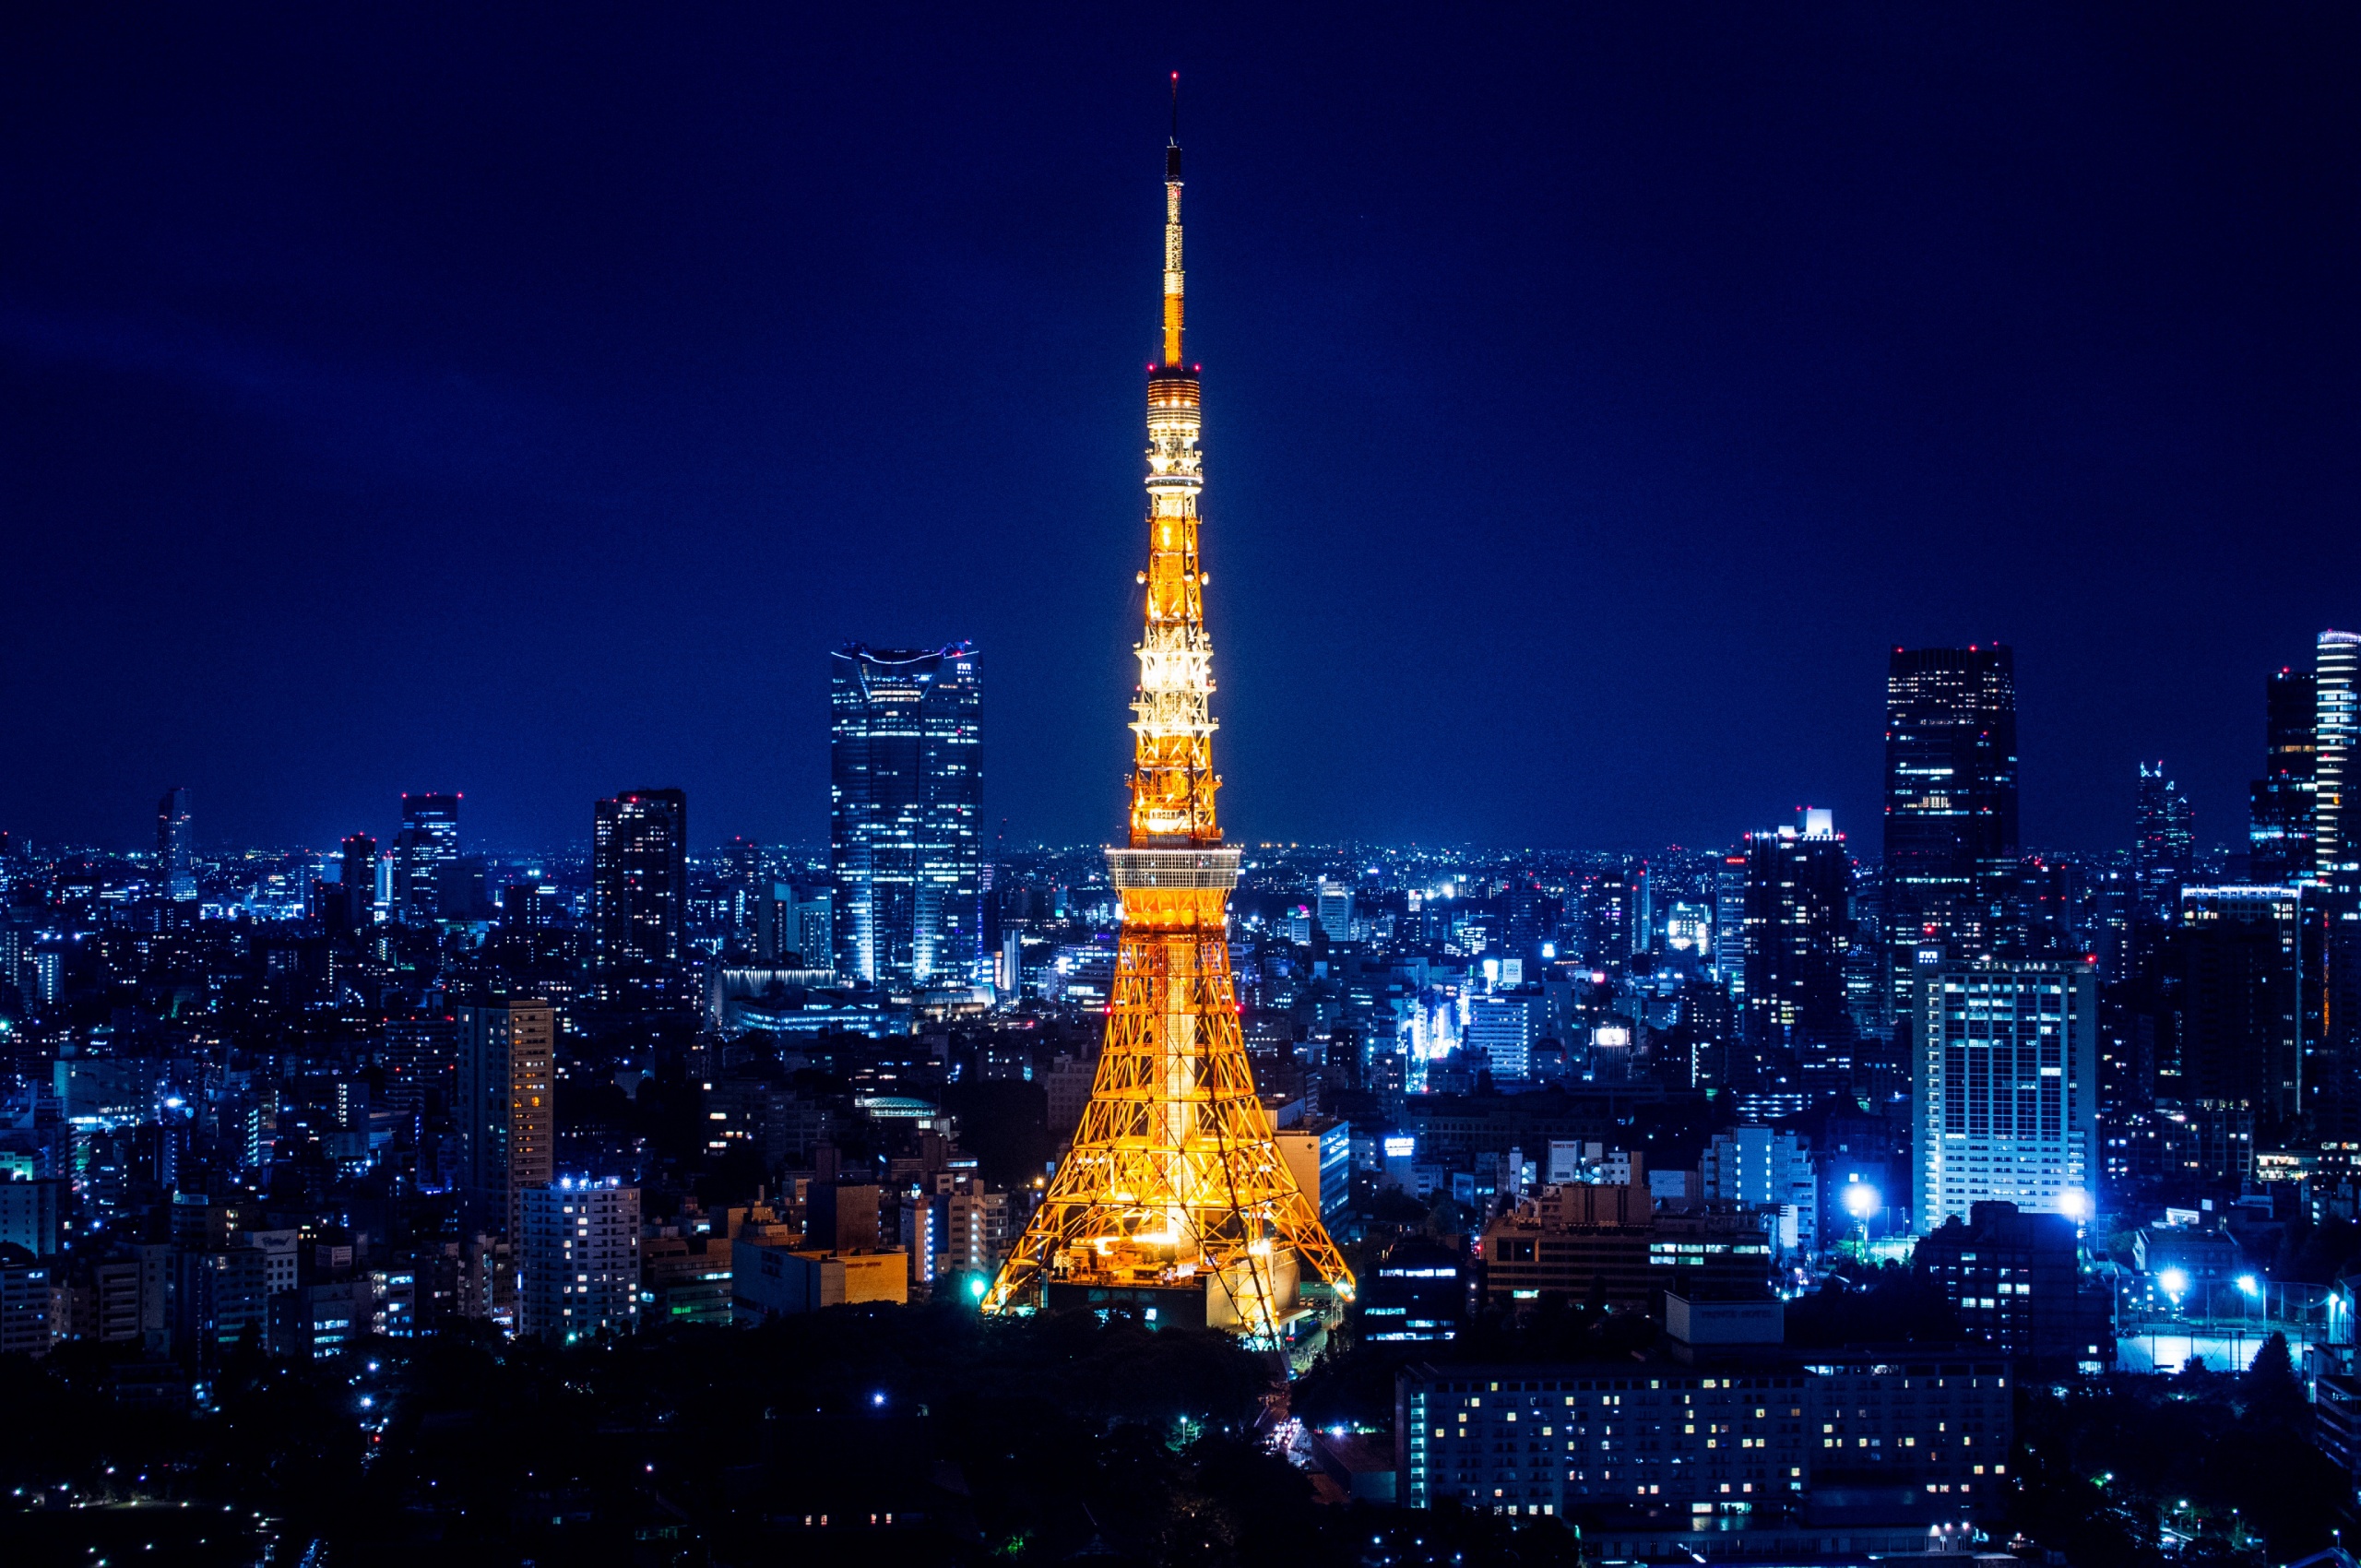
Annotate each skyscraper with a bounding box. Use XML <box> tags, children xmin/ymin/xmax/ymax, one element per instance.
<box><xmin>395</xmin><ymin>792</ymin><xmax>460</xmax><ymax>925</ymax></box>
<box><xmin>2177</xmin><ymin>885</ymin><xmax>2301</xmax><ymax>1127</ymax></box>
<box><xmin>1740</xmin><ymin>812</ymin><xmax>1854</xmax><ymax>1087</ymax></box>
<box><xmin>2248</xmin><ymin>668</ymin><xmax>2317</xmax><ymax>886</ymax></box>
<box><xmin>155</xmin><ymin>786</ymin><xmax>196</xmax><ymax>901</ymax></box>
<box><xmin>828</xmin><ymin>644</ymin><xmax>982</xmax><ymax>989</ymax></box>
<box><xmin>2131</xmin><ymin>763</ymin><xmax>2195</xmax><ymax>924</ymax></box>
<box><xmin>1913</xmin><ymin>960</ymin><xmax>2097</xmax><ymax>1230</ymax></box>
<box><xmin>591</xmin><ymin>789</ymin><xmax>689</xmax><ymax>973</ymax></box>
<box><xmin>1883</xmin><ymin>646</ymin><xmax>2020</xmax><ymax>1003</ymax></box>
<box><xmin>2317</xmin><ymin>631</ymin><xmax>2361</xmax><ymax>885</ymax></box>
<box><xmin>456</xmin><ymin>1000</ymin><xmax>554</xmax><ymax>1239</ymax></box>
<box><xmin>338</xmin><ymin>833</ymin><xmax>378</xmax><ymax>927</ymax></box>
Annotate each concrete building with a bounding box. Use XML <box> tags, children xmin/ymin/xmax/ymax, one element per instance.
<box><xmin>517</xmin><ymin>1179</ymin><xmax>641</xmax><ymax>1345</ymax></box>
<box><xmin>456</xmin><ymin>1000</ymin><xmax>555</xmax><ymax>1238</ymax></box>
<box><xmin>1913</xmin><ymin>961</ymin><xmax>2097</xmax><ymax>1230</ymax></box>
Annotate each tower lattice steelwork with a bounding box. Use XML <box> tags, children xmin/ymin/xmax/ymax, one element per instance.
<box><xmin>982</xmin><ymin>94</ymin><xmax>1354</xmax><ymax>1341</ymax></box>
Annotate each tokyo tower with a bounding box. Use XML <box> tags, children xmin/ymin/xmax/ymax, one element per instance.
<box><xmin>981</xmin><ymin>89</ymin><xmax>1355</xmax><ymax>1342</ymax></box>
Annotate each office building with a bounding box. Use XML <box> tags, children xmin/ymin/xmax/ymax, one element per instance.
<box><xmin>155</xmin><ymin>786</ymin><xmax>196</xmax><ymax>901</ymax></box>
<box><xmin>1396</xmin><ymin>1354</ymin><xmax>2011</xmax><ymax>1520</ymax></box>
<box><xmin>591</xmin><ymin>788</ymin><xmax>689</xmax><ymax>973</ymax></box>
<box><xmin>1467</xmin><ymin>992</ymin><xmax>1540</xmax><ymax>1081</ymax></box>
<box><xmin>395</xmin><ymin>792</ymin><xmax>461</xmax><ymax>924</ymax></box>
<box><xmin>2132</xmin><ymin>763</ymin><xmax>2195</xmax><ymax>925</ymax></box>
<box><xmin>1700</xmin><ymin>1126</ymin><xmax>1817</xmax><ymax>1257</ymax></box>
<box><xmin>828</xmin><ymin>643</ymin><xmax>983</xmax><ymax>990</ymax></box>
<box><xmin>1479</xmin><ymin>1175</ymin><xmax>1771</xmax><ymax>1309</ymax></box>
<box><xmin>1275</xmin><ymin>1116</ymin><xmax>1353</xmax><ymax>1222</ymax></box>
<box><xmin>2249</xmin><ymin>669</ymin><xmax>2317</xmax><ymax>886</ymax></box>
<box><xmin>1883</xmin><ymin>647</ymin><xmax>2020</xmax><ymax>995</ymax></box>
<box><xmin>1317</xmin><ymin>881</ymin><xmax>1353</xmax><ymax>943</ymax></box>
<box><xmin>338</xmin><ymin>833</ymin><xmax>377</xmax><ymax>927</ymax></box>
<box><xmin>1912</xmin><ymin>962</ymin><xmax>2097</xmax><ymax>1229</ymax></box>
<box><xmin>2320</xmin><ymin>632</ymin><xmax>2361</xmax><ymax>885</ymax></box>
<box><xmin>2177</xmin><ymin>885</ymin><xmax>2301</xmax><ymax>1127</ymax></box>
<box><xmin>517</xmin><ymin>1178</ymin><xmax>640</xmax><ymax>1345</ymax></box>
<box><xmin>1912</xmin><ymin>1200</ymin><xmax>2111</xmax><ymax>1371</ymax></box>
<box><xmin>1740</xmin><ymin>814</ymin><xmax>1853</xmax><ymax>1085</ymax></box>
<box><xmin>1359</xmin><ymin>1236</ymin><xmax>1465</xmax><ymax>1344</ymax></box>
<box><xmin>456</xmin><ymin>1001</ymin><xmax>554</xmax><ymax>1238</ymax></box>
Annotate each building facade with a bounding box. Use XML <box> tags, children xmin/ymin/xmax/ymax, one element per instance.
<box><xmin>828</xmin><ymin>643</ymin><xmax>983</xmax><ymax>990</ymax></box>
<box><xmin>1883</xmin><ymin>647</ymin><xmax>2020</xmax><ymax>1005</ymax></box>
<box><xmin>2249</xmin><ymin>668</ymin><xmax>2317</xmax><ymax>886</ymax></box>
<box><xmin>517</xmin><ymin>1178</ymin><xmax>640</xmax><ymax>1344</ymax></box>
<box><xmin>156</xmin><ymin>786</ymin><xmax>196</xmax><ymax>901</ymax></box>
<box><xmin>1741</xmin><ymin>814</ymin><xmax>1853</xmax><ymax>1086</ymax></box>
<box><xmin>395</xmin><ymin>792</ymin><xmax>461</xmax><ymax>925</ymax></box>
<box><xmin>2319</xmin><ymin>632</ymin><xmax>2361</xmax><ymax>885</ymax></box>
<box><xmin>1912</xmin><ymin>961</ymin><xmax>2097</xmax><ymax>1229</ymax></box>
<box><xmin>591</xmin><ymin>788</ymin><xmax>689</xmax><ymax>975</ymax></box>
<box><xmin>456</xmin><ymin>1001</ymin><xmax>554</xmax><ymax>1239</ymax></box>
<box><xmin>2177</xmin><ymin>885</ymin><xmax>2302</xmax><ymax>1127</ymax></box>
<box><xmin>1397</xmin><ymin>1356</ymin><xmax>2012</xmax><ymax>1518</ymax></box>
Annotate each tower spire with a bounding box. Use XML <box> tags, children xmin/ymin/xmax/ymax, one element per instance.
<box><xmin>1162</xmin><ymin>72</ymin><xmax>1184</xmax><ymax>369</ymax></box>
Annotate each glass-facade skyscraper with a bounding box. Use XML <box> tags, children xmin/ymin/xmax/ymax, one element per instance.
<box><xmin>1739</xmin><ymin>814</ymin><xmax>1854</xmax><ymax>1091</ymax></box>
<box><xmin>2316</xmin><ymin>630</ymin><xmax>2361</xmax><ymax>885</ymax></box>
<box><xmin>592</xmin><ymin>788</ymin><xmax>689</xmax><ymax>973</ymax></box>
<box><xmin>2249</xmin><ymin>667</ymin><xmax>2317</xmax><ymax>886</ymax></box>
<box><xmin>1883</xmin><ymin>646</ymin><xmax>2020</xmax><ymax>1006</ymax></box>
<box><xmin>828</xmin><ymin>643</ymin><xmax>982</xmax><ymax>990</ymax></box>
<box><xmin>395</xmin><ymin>793</ymin><xmax>460</xmax><ymax>925</ymax></box>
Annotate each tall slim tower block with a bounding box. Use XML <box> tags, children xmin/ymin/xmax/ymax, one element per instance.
<box><xmin>2249</xmin><ymin>668</ymin><xmax>2317</xmax><ymax>886</ymax></box>
<box><xmin>985</xmin><ymin>101</ymin><xmax>1353</xmax><ymax>1339</ymax></box>
<box><xmin>395</xmin><ymin>792</ymin><xmax>461</xmax><ymax>924</ymax></box>
<box><xmin>1883</xmin><ymin>646</ymin><xmax>2019</xmax><ymax>1008</ymax></box>
<box><xmin>592</xmin><ymin>789</ymin><xmax>689</xmax><ymax>972</ymax></box>
<box><xmin>156</xmin><ymin>787</ymin><xmax>196</xmax><ymax>901</ymax></box>
<box><xmin>457</xmin><ymin>1001</ymin><xmax>554</xmax><ymax>1240</ymax></box>
<box><xmin>828</xmin><ymin>644</ymin><xmax>982</xmax><ymax>989</ymax></box>
<box><xmin>2317</xmin><ymin>631</ymin><xmax>2361</xmax><ymax>885</ymax></box>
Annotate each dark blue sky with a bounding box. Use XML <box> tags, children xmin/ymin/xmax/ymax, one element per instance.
<box><xmin>5</xmin><ymin>6</ymin><xmax>2356</xmax><ymax>855</ymax></box>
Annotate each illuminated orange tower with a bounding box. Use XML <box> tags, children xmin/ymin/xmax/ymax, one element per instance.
<box><xmin>982</xmin><ymin>89</ymin><xmax>1354</xmax><ymax>1341</ymax></box>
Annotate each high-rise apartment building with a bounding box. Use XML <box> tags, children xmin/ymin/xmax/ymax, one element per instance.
<box><xmin>395</xmin><ymin>792</ymin><xmax>461</xmax><ymax>925</ymax></box>
<box><xmin>2177</xmin><ymin>885</ymin><xmax>2301</xmax><ymax>1127</ymax></box>
<box><xmin>1883</xmin><ymin>647</ymin><xmax>2020</xmax><ymax>991</ymax></box>
<box><xmin>1740</xmin><ymin>814</ymin><xmax>1853</xmax><ymax>1085</ymax></box>
<box><xmin>828</xmin><ymin>643</ymin><xmax>983</xmax><ymax>990</ymax></box>
<box><xmin>591</xmin><ymin>789</ymin><xmax>689</xmax><ymax>973</ymax></box>
<box><xmin>2249</xmin><ymin>669</ymin><xmax>2317</xmax><ymax>886</ymax></box>
<box><xmin>516</xmin><ymin>1178</ymin><xmax>640</xmax><ymax>1345</ymax></box>
<box><xmin>1912</xmin><ymin>960</ymin><xmax>2097</xmax><ymax>1230</ymax></box>
<box><xmin>2131</xmin><ymin>763</ymin><xmax>2195</xmax><ymax>924</ymax></box>
<box><xmin>156</xmin><ymin>786</ymin><xmax>196</xmax><ymax>901</ymax></box>
<box><xmin>2318</xmin><ymin>632</ymin><xmax>2361</xmax><ymax>885</ymax></box>
<box><xmin>456</xmin><ymin>1001</ymin><xmax>554</xmax><ymax>1238</ymax></box>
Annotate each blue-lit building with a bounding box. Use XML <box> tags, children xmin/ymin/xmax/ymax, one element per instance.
<box><xmin>394</xmin><ymin>791</ymin><xmax>460</xmax><ymax>925</ymax></box>
<box><xmin>828</xmin><ymin>643</ymin><xmax>983</xmax><ymax>991</ymax></box>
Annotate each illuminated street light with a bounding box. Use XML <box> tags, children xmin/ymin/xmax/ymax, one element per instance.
<box><xmin>1844</xmin><ymin>1182</ymin><xmax>1879</xmax><ymax>1221</ymax></box>
<box><xmin>2236</xmin><ymin>1275</ymin><xmax>2260</xmax><ymax>1298</ymax></box>
<box><xmin>2159</xmin><ymin>1267</ymin><xmax>2189</xmax><ymax>1300</ymax></box>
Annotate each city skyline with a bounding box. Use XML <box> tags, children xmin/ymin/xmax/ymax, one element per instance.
<box><xmin>8</xmin><ymin>10</ymin><xmax>2361</xmax><ymax>853</ymax></box>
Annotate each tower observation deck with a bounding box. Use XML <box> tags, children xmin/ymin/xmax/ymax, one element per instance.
<box><xmin>981</xmin><ymin>89</ymin><xmax>1355</xmax><ymax>1343</ymax></box>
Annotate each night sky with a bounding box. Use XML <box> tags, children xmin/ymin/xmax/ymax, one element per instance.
<box><xmin>5</xmin><ymin>6</ymin><xmax>2357</xmax><ymax>856</ymax></box>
